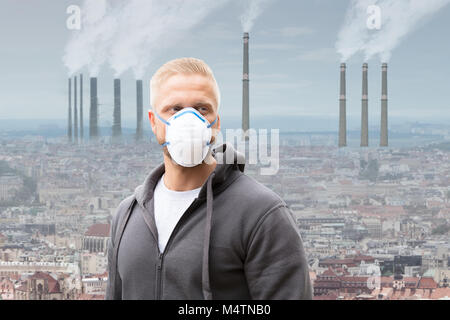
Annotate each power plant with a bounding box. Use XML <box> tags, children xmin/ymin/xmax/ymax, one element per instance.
<box><xmin>380</xmin><ymin>63</ymin><xmax>388</xmax><ymax>147</ymax></box>
<box><xmin>80</xmin><ymin>74</ymin><xmax>84</xmax><ymax>141</ymax></box>
<box><xmin>338</xmin><ymin>62</ymin><xmax>389</xmax><ymax>148</ymax></box>
<box><xmin>67</xmin><ymin>75</ymin><xmax>85</xmax><ymax>144</ymax></box>
<box><xmin>339</xmin><ymin>63</ymin><xmax>347</xmax><ymax>147</ymax></box>
<box><xmin>361</xmin><ymin>63</ymin><xmax>369</xmax><ymax>147</ymax></box>
<box><xmin>89</xmin><ymin>77</ymin><xmax>98</xmax><ymax>141</ymax></box>
<box><xmin>74</xmin><ymin>75</ymin><xmax>78</xmax><ymax>144</ymax></box>
<box><xmin>112</xmin><ymin>78</ymin><xmax>122</xmax><ymax>141</ymax></box>
<box><xmin>242</xmin><ymin>32</ymin><xmax>250</xmax><ymax>141</ymax></box>
<box><xmin>136</xmin><ymin>79</ymin><xmax>143</xmax><ymax>141</ymax></box>
<box><xmin>69</xmin><ymin>75</ymin><xmax>144</xmax><ymax>144</ymax></box>
<box><xmin>68</xmin><ymin>78</ymin><xmax>72</xmax><ymax>142</ymax></box>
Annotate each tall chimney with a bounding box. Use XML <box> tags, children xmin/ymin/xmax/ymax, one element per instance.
<box><xmin>89</xmin><ymin>77</ymin><xmax>98</xmax><ymax>141</ymax></box>
<box><xmin>361</xmin><ymin>63</ymin><xmax>369</xmax><ymax>147</ymax></box>
<box><xmin>68</xmin><ymin>78</ymin><xmax>72</xmax><ymax>142</ymax></box>
<box><xmin>74</xmin><ymin>75</ymin><xmax>78</xmax><ymax>144</ymax></box>
<box><xmin>136</xmin><ymin>79</ymin><xmax>143</xmax><ymax>141</ymax></box>
<box><xmin>339</xmin><ymin>63</ymin><xmax>347</xmax><ymax>147</ymax></box>
<box><xmin>380</xmin><ymin>63</ymin><xmax>388</xmax><ymax>147</ymax></box>
<box><xmin>242</xmin><ymin>32</ymin><xmax>250</xmax><ymax>141</ymax></box>
<box><xmin>112</xmin><ymin>79</ymin><xmax>122</xmax><ymax>140</ymax></box>
<box><xmin>80</xmin><ymin>74</ymin><xmax>84</xmax><ymax>142</ymax></box>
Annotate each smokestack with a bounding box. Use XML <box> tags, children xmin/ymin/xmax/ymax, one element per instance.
<box><xmin>68</xmin><ymin>78</ymin><xmax>72</xmax><ymax>142</ymax></box>
<box><xmin>113</xmin><ymin>79</ymin><xmax>122</xmax><ymax>141</ymax></box>
<box><xmin>380</xmin><ymin>63</ymin><xmax>388</xmax><ymax>147</ymax></box>
<box><xmin>361</xmin><ymin>63</ymin><xmax>369</xmax><ymax>147</ymax></box>
<box><xmin>80</xmin><ymin>74</ymin><xmax>84</xmax><ymax>142</ymax></box>
<box><xmin>136</xmin><ymin>79</ymin><xmax>143</xmax><ymax>141</ymax></box>
<box><xmin>74</xmin><ymin>75</ymin><xmax>78</xmax><ymax>144</ymax></box>
<box><xmin>339</xmin><ymin>63</ymin><xmax>347</xmax><ymax>147</ymax></box>
<box><xmin>242</xmin><ymin>32</ymin><xmax>250</xmax><ymax>141</ymax></box>
<box><xmin>89</xmin><ymin>77</ymin><xmax>98</xmax><ymax>141</ymax></box>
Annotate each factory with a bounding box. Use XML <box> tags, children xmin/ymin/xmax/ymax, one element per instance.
<box><xmin>338</xmin><ymin>62</ymin><xmax>389</xmax><ymax>148</ymax></box>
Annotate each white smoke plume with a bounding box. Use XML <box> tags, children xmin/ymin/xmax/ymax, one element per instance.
<box><xmin>241</xmin><ymin>0</ymin><xmax>273</xmax><ymax>32</ymax></box>
<box><xmin>63</xmin><ymin>0</ymin><xmax>118</xmax><ymax>76</ymax></box>
<box><xmin>109</xmin><ymin>0</ymin><xmax>229</xmax><ymax>79</ymax></box>
<box><xmin>63</xmin><ymin>0</ymin><xmax>229</xmax><ymax>78</ymax></box>
<box><xmin>336</xmin><ymin>0</ymin><xmax>450</xmax><ymax>62</ymax></box>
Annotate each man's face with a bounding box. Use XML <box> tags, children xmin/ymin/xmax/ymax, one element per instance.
<box><xmin>148</xmin><ymin>74</ymin><xmax>220</xmax><ymax>159</ymax></box>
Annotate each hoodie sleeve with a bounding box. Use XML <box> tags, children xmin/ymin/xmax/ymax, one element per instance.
<box><xmin>105</xmin><ymin>218</ymin><xmax>122</xmax><ymax>300</ymax></box>
<box><xmin>244</xmin><ymin>204</ymin><xmax>312</xmax><ymax>300</ymax></box>
<box><xmin>105</xmin><ymin>198</ymin><xmax>131</xmax><ymax>300</ymax></box>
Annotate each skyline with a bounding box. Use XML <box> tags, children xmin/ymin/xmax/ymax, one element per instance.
<box><xmin>1</xmin><ymin>0</ymin><xmax>450</xmax><ymax>131</ymax></box>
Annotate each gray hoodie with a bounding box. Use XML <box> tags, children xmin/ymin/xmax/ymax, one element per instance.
<box><xmin>105</xmin><ymin>143</ymin><xmax>312</xmax><ymax>300</ymax></box>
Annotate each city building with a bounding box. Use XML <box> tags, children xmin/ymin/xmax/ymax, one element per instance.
<box><xmin>82</xmin><ymin>223</ymin><xmax>110</xmax><ymax>254</ymax></box>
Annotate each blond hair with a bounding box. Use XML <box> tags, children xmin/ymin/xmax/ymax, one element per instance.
<box><xmin>150</xmin><ymin>57</ymin><xmax>221</xmax><ymax>110</ymax></box>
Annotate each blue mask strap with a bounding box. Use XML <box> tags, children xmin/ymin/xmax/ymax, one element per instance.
<box><xmin>153</xmin><ymin>112</ymin><xmax>170</xmax><ymax>147</ymax></box>
<box><xmin>206</xmin><ymin>117</ymin><xmax>217</xmax><ymax>146</ymax></box>
<box><xmin>154</xmin><ymin>111</ymin><xmax>171</xmax><ymax>126</ymax></box>
<box><xmin>207</xmin><ymin>116</ymin><xmax>217</xmax><ymax>128</ymax></box>
<box><xmin>173</xmin><ymin>110</ymin><xmax>206</xmax><ymax>122</ymax></box>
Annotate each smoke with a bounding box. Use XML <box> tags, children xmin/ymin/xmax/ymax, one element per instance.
<box><xmin>109</xmin><ymin>0</ymin><xmax>229</xmax><ymax>79</ymax></box>
<box><xmin>336</xmin><ymin>0</ymin><xmax>373</xmax><ymax>62</ymax></box>
<box><xmin>336</xmin><ymin>0</ymin><xmax>450</xmax><ymax>62</ymax></box>
<box><xmin>63</xmin><ymin>0</ymin><xmax>118</xmax><ymax>77</ymax></box>
<box><xmin>63</xmin><ymin>0</ymin><xmax>229</xmax><ymax>78</ymax></box>
<box><xmin>241</xmin><ymin>0</ymin><xmax>273</xmax><ymax>32</ymax></box>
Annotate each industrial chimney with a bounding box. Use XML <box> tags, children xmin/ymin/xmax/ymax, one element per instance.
<box><xmin>89</xmin><ymin>77</ymin><xmax>98</xmax><ymax>141</ymax></box>
<box><xmin>242</xmin><ymin>32</ymin><xmax>250</xmax><ymax>141</ymax></box>
<box><xmin>380</xmin><ymin>63</ymin><xmax>388</xmax><ymax>147</ymax></box>
<box><xmin>68</xmin><ymin>78</ymin><xmax>72</xmax><ymax>142</ymax></box>
<box><xmin>136</xmin><ymin>79</ymin><xmax>143</xmax><ymax>141</ymax></box>
<box><xmin>361</xmin><ymin>63</ymin><xmax>369</xmax><ymax>147</ymax></box>
<box><xmin>113</xmin><ymin>79</ymin><xmax>122</xmax><ymax>141</ymax></box>
<box><xmin>74</xmin><ymin>75</ymin><xmax>78</xmax><ymax>144</ymax></box>
<box><xmin>339</xmin><ymin>63</ymin><xmax>347</xmax><ymax>147</ymax></box>
<box><xmin>80</xmin><ymin>74</ymin><xmax>84</xmax><ymax>142</ymax></box>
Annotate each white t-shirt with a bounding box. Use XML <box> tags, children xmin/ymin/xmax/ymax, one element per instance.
<box><xmin>153</xmin><ymin>173</ymin><xmax>202</xmax><ymax>253</ymax></box>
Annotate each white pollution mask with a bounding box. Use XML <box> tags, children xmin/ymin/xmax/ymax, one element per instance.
<box><xmin>153</xmin><ymin>107</ymin><xmax>217</xmax><ymax>167</ymax></box>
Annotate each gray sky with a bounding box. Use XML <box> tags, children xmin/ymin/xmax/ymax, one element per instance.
<box><xmin>1</xmin><ymin>0</ymin><xmax>450</xmax><ymax>132</ymax></box>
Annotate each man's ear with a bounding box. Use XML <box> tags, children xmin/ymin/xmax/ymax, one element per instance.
<box><xmin>148</xmin><ymin>109</ymin><xmax>156</xmax><ymax>134</ymax></box>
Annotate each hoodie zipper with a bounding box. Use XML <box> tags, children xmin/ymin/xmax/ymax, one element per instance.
<box><xmin>156</xmin><ymin>253</ymin><xmax>163</xmax><ymax>299</ymax></box>
<box><xmin>155</xmin><ymin>198</ymin><xmax>202</xmax><ymax>300</ymax></box>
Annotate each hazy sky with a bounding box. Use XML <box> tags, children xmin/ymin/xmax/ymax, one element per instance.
<box><xmin>1</xmin><ymin>0</ymin><xmax>450</xmax><ymax>131</ymax></box>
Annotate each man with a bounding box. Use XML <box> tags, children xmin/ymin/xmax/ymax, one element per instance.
<box><xmin>106</xmin><ymin>57</ymin><xmax>312</xmax><ymax>300</ymax></box>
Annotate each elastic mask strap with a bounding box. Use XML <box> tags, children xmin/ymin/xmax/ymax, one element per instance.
<box><xmin>206</xmin><ymin>116</ymin><xmax>217</xmax><ymax>146</ymax></box>
<box><xmin>207</xmin><ymin>116</ymin><xmax>217</xmax><ymax>128</ymax></box>
<box><xmin>174</xmin><ymin>110</ymin><xmax>206</xmax><ymax>122</ymax></box>
<box><xmin>155</xmin><ymin>111</ymin><xmax>171</xmax><ymax>126</ymax></box>
<box><xmin>154</xmin><ymin>112</ymin><xmax>170</xmax><ymax>147</ymax></box>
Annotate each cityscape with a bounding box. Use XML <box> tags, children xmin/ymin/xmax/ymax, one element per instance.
<box><xmin>0</xmin><ymin>127</ymin><xmax>449</xmax><ymax>300</ymax></box>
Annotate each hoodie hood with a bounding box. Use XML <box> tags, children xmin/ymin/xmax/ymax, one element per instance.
<box><xmin>133</xmin><ymin>142</ymin><xmax>245</xmax><ymax>300</ymax></box>
<box><xmin>134</xmin><ymin>142</ymin><xmax>245</xmax><ymax>208</ymax></box>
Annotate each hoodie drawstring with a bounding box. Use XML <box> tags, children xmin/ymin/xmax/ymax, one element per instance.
<box><xmin>202</xmin><ymin>171</ymin><xmax>215</xmax><ymax>300</ymax></box>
